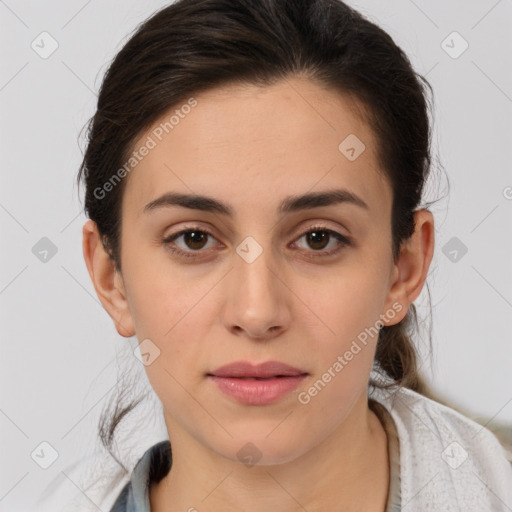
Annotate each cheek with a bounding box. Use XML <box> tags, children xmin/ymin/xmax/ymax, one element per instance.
<box><xmin>296</xmin><ymin>279</ymin><xmax>380</xmax><ymax>419</ymax></box>
<box><xmin>308</xmin><ymin>268</ymin><xmax>387</xmax><ymax>345</ymax></box>
<box><xmin>296</xmin><ymin>267</ymin><xmax>388</xmax><ymax>407</ymax></box>
<box><xmin>129</xmin><ymin>280</ymin><xmax>210</xmax><ymax>413</ymax></box>
<box><xmin>121</xmin><ymin>265</ymin><xmax>212</xmax><ymax>401</ymax></box>
<box><xmin>123</xmin><ymin>245</ymin><xmax>209</xmax><ymax>337</ymax></box>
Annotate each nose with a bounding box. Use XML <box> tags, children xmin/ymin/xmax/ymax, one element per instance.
<box><xmin>222</xmin><ymin>241</ymin><xmax>291</xmax><ymax>341</ymax></box>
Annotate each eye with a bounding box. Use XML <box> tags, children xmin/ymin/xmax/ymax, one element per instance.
<box><xmin>292</xmin><ymin>225</ymin><xmax>350</xmax><ymax>258</ymax></box>
<box><xmin>162</xmin><ymin>224</ymin><xmax>351</xmax><ymax>259</ymax></box>
<box><xmin>162</xmin><ymin>227</ymin><xmax>218</xmax><ymax>258</ymax></box>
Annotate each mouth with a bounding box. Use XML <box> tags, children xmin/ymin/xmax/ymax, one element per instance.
<box><xmin>214</xmin><ymin>375</ymin><xmax>301</xmax><ymax>379</ymax></box>
<box><xmin>207</xmin><ymin>360</ymin><xmax>308</xmax><ymax>379</ymax></box>
<box><xmin>206</xmin><ymin>375</ymin><xmax>308</xmax><ymax>381</ymax></box>
<box><xmin>206</xmin><ymin>360</ymin><xmax>308</xmax><ymax>405</ymax></box>
<box><xmin>207</xmin><ymin>371</ymin><xmax>308</xmax><ymax>405</ymax></box>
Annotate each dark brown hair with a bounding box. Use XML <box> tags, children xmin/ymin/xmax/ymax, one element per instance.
<box><xmin>76</xmin><ymin>0</ymin><xmax>445</xmax><ymax>474</ymax></box>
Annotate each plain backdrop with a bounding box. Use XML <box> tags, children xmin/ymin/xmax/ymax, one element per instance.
<box><xmin>1</xmin><ymin>0</ymin><xmax>511</xmax><ymax>510</ymax></box>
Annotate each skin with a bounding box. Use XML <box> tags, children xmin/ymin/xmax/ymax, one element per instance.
<box><xmin>83</xmin><ymin>76</ymin><xmax>434</xmax><ymax>511</ymax></box>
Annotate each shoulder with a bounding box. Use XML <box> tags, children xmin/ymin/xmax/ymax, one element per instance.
<box><xmin>109</xmin><ymin>440</ymin><xmax>171</xmax><ymax>511</ymax></box>
<box><xmin>34</xmin><ymin>441</ymin><xmax>171</xmax><ymax>512</ymax></box>
<box><xmin>109</xmin><ymin>482</ymin><xmax>131</xmax><ymax>512</ymax></box>
<box><xmin>370</xmin><ymin>379</ymin><xmax>512</xmax><ymax>511</ymax></box>
<box><xmin>32</xmin><ymin>452</ymin><xmax>130</xmax><ymax>512</ymax></box>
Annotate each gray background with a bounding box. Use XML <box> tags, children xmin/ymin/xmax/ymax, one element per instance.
<box><xmin>1</xmin><ymin>0</ymin><xmax>511</xmax><ymax>510</ymax></box>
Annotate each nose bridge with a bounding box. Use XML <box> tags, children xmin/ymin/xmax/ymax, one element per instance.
<box><xmin>226</xmin><ymin>232</ymin><xmax>288</xmax><ymax>337</ymax></box>
<box><xmin>235</xmin><ymin>233</ymin><xmax>278</xmax><ymax>303</ymax></box>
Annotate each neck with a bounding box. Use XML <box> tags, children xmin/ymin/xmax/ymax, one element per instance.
<box><xmin>150</xmin><ymin>392</ymin><xmax>389</xmax><ymax>512</ymax></box>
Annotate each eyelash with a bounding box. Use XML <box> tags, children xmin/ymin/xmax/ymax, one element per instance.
<box><xmin>162</xmin><ymin>224</ymin><xmax>351</xmax><ymax>260</ymax></box>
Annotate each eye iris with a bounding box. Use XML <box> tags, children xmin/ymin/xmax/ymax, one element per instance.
<box><xmin>307</xmin><ymin>230</ymin><xmax>329</xmax><ymax>250</ymax></box>
<box><xmin>185</xmin><ymin>231</ymin><xmax>208</xmax><ymax>250</ymax></box>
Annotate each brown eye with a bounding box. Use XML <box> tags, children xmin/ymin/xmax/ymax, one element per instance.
<box><xmin>162</xmin><ymin>227</ymin><xmax>217</xmax><ymax>258</ymax></box>
<box><xmin>181</xmin><ymin>230</ymin><xmax>209</xmax><ymax>250</ymax></box>
<box><xmin>163</xmin><ymin>224</ymin><xmax>350</xmax><ymax>261</ymax></box>
<box><xmin>305</xmin><ymin>230</ymin><xmax>330</xmax><ymax>250</ymax></box>
<box><xmin>294</xmin><ymin>226</ymin><xmax>350</xmax><ymax>257</ymax></box>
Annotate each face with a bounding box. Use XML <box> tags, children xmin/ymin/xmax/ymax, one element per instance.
<box><xmin>109</xmin><ymin>77</ymin><xmax>406</xmax><ymax>465</ymax></box>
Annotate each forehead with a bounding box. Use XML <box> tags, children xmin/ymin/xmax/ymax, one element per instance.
<box><xmin>122</xmin><ymin>77</ymin><xmax>391</xmax><ymax>219</ymax></box>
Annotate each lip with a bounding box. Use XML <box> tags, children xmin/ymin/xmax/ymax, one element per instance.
<box><xmin>207</xmin><ymin>361</ymin><xmax>308</xmax><ymax>405</ymax></box>
<box><xmin>208</xmin><ymin>360</ymin><xmax>307</xmax><ymax>378</ymax></box>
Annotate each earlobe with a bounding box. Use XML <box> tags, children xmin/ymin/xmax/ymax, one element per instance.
<box><xmin>82</xmin><ymin>219</ymin><xmax>136</xmax><ymax>338</ymax></box>
<box><xmin>382</xmin><ymin>209</ymin><xmax>435</xmax><ymax>326</ymax></box>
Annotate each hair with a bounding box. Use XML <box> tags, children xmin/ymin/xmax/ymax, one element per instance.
<box><xmin>76</xmin><ymin>0</ymin><xmax>448</xmax><ymax>478</ymax></box>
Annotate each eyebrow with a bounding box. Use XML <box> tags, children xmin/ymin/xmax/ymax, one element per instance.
<box><xmin>142</xmin><ymin>188</ymin><xmax>369</xmax><ymax>216</ymax></box>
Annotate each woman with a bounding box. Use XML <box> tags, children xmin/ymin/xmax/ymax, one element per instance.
<box><xmin>74</xmin><ymin>0</ymin><xmax>512</xmax><ymax>510</ymax></box>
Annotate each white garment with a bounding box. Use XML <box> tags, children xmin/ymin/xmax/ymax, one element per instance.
<box><xmin>368</xmin><ymin>375</ymin><xmax>512</xmax><ymax>511</ymax></box>
<box><xmin>35</xmin><ymin>373</ymin><xmax>512</xmax><ymax>511</ymax></box>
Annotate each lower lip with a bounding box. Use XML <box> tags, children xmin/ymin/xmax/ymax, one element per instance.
<box><xmin>208</xmin><ymin>375</ymin><xmax>308</xmax><ymax>405</ymax></box>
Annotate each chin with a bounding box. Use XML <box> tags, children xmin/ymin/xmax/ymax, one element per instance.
<box><xmin>210</xmin><ymin>434</ymin><xmax>307</xmax><ymax>468</ymax></box>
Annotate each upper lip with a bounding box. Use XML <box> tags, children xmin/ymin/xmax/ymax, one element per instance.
<box><xmin>208</xmin><ymin>361</ymin><xmax>308</xmax><ymax>378</ymax></box>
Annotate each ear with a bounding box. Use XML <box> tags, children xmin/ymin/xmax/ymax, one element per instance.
<box><xmin>381</xmin><ymin>209</ymin><xmax>435</xmax><ymax>326</ymax></box>
<box><xmin>82</xmin><ymin>219</ymin><xmax>135</xmax><ymax>338</ymax></box>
